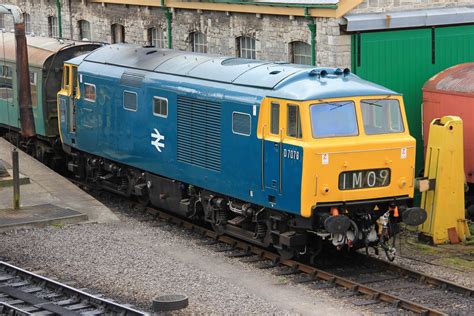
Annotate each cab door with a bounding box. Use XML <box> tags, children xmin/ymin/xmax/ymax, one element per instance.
<box><xmin>263</xmin><ymin>101</ymin><xmax>282</xmax><ymax>194</ymax></box>
<box><xmin>58</xmin><ymin>64</ymin><xmax>79</xmax><ymax>144</ymax></box>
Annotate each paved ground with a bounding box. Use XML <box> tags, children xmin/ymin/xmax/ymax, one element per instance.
<box><xmin>0</xmin><ymin>138</ymin><xmax>118</xmax><ymax>225</ymax></box>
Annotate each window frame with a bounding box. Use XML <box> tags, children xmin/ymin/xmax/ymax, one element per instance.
<box><xmin>291</xmin><ymin>41</ymin><xmax>312</xmax><ymax>65</ymax></box>
<box><xmin>83</xmin><ymin>83</ymin><xmax>96</xmax><ymax>102</ymax></box>
<box><xmin>238</xmin><ymin>36</ymin><xmax>256</xmax><ymax>59</ymax></box>
<box><xmin>48</xmin><ymin>16</ymin><xmax>59</xmax><ymax>38</ymax></box>
<box><xmin>24</xmin><ymin>13</ymin><xmax>31</xmax><ymax>34</ymax></box>
<box><xmin>123</xmin><ymin>90</ymin><xmax>138</xmax><ymax>112</ymax></box>
<box><xmin>153</xmin><ymin>96</ymin><xmax>168</xmax><ymax>118</ymax></box>
<box><xmin>310</xmin><ymin>101</ymin><xmax>359</xmax><ymax>139</ymax></box>
<box><xmin>79</xmin><ymin>20</ymin><xmax>91</xmax><ymax>41</ymax></box>
<box><xmin>286</xmin><ymin>104</ymin><xmax>302</xmax><ymax>139</ymax></box>
<box><xmin>270</xmin><ymin>102</ymin><xmax>280</xmax><ymax>135</ymax></box>
<box><xmin>232</xmin><ymin>111</ymin><xmax>252</xmax><ymax>137</ymax></box>
<box><xmin>191</xmin><ymin>31</ymin><xmax>207</xmax><ymax>53</ymax></box>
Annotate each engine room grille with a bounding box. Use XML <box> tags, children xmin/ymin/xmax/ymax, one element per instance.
<box><xmin>177</xmin><ymin>96</ymin><xmax>222</xmax><ymax>172</ymax></box>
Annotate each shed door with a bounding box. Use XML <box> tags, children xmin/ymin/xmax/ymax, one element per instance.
<box><xmin>353</xmin><ymin>24</ymin><xmax>474</xmax><ymax>172</ymax></box>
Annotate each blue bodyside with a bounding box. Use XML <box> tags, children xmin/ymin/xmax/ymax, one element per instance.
<box><xmin>59</xmin><ymin>44</ymin><xmax>398</xmax><ymax>215</ymax></box>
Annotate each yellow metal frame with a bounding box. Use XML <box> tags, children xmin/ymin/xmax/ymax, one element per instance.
<box><xmin>420</xmin><ymin>116</ymin><xmax>471</xmax><ymax>243</ymax></box>
<box><xmin>257</xmin><ymin>95</ymin><xmax>416</xmax><ymax>217</ymax></box>
<box><xmin>88</xmin><ymin>0</ymin><xmax>363</xmax><ymax>18</ymax></box>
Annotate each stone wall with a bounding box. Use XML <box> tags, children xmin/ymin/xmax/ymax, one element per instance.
<box><xmin>0</xmin><ymin>0</ymin><xmax>472</xmax><ymax>69</ymax></box>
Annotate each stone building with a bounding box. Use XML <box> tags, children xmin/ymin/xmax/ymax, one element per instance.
<box><xmin>0</xmin><ymin>0</ymin><xmax>471</xmax><ymax>69</ymax></box>
<box><xmin>1</xmin><ymin>0</ymin><xmax>474</xmax><ymax>171</ymax></box>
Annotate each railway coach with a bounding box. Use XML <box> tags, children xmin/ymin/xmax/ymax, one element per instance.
<box><xmin>0</xmin><ymin>34</ymin><xmax>99</xmax><ymax>165</ymax></box>
<box><xmin>58</xmin><ymin>44</ymin><xmax>426</xmax><ymax>260</ymax></box>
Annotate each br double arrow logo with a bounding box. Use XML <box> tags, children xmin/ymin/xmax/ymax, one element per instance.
<box><xmin>151</xmin><ymin>128</ymin><xmax>165</xmax><ymax>152</ymax></box>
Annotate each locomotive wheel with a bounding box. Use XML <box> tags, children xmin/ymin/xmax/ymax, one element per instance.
<box><xmin>136</xmin><ymin>189</ymin><xmax>150</xmax><ymax>206</ymax></box>
<box><xmin>211</xmin><ymin>223</ymin><xmax>226</xmax><ymax>235</ymax></box>
<box><xmin>277</xmin><ymin>246</ymin><xmax>296</xmax><ymax>260</ymax></box>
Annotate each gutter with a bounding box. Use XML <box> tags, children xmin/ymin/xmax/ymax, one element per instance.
<box><xmin>205</xmin><ymin>0</ymin><xmax>337</xmax><ymax>9</ymax></box>
<box><xmin>305</xmin><ymin>7</ymin><xmax>316</xmax><ymax>66</ymax></box>
<box><xmin>56</xmin><ymin>0</ymin><xmax>62</xmax><ymax>38</ymax></box>
<box><xmin>161</xmin><ymin>0</ymin><xmax>172</xmax><ymax>48</ymax></box>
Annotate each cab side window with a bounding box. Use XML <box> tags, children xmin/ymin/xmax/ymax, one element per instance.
<box><xmin>270</xmin><ymin>102</ymin><xmax>279</xmax><ymax>134</ymax></box>
<box><xmin>287</xmin><ymin>104</ymin><xmax>302</xmax><ymax>138</ymax></box>
<box><xmin>63</xmin><ymin>66</ymin><xmax>70</xmax><ymax>90</ymax></box>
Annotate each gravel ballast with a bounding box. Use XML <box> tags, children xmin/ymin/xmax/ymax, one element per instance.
<box><xmin>0</xmin><ymin>199</ymin><xmax>364</xmax><ymax>315</ymax></box>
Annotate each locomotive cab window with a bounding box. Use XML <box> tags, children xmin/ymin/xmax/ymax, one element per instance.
<box><xmin>84</xmin><ymin>83</ymin><xmax>96</xmax><ymax>102</ymax></box>
<box><xmin>270</xmin><ymin>102</ymin><xmax>280</xmax><ymax>134</ymax></box>
<box><xmin>63</xmin><ymin>65</ymin><xmax>70</xmax><ymax>90</ymax></box>
<box><xmin>123</xmin><ymin>90</ymin><xmax>137</xmax><ymax>111</ymax></box>
<box><xmin>153</xmin><ymin>96</ymin><xmax>168</xmax><ymax>118</ymax></box>
<box><xmin>310</xmin><ymin>101</ymin><xmax>358</xmax><ymax>138</ymax></box>
<box><xmin>287</xmin><ymin>104</ymin><xmax>302</xmax><ymax>138</ymax></box>
<box><xmin>361</xmin><ymin>99</ymin><xmax>404</xmax><ymax>135</ymax></box>
<box><xmin>232</xmin><ymin>112</ymin><xmax>251</xmax><ymax>136</ymax></box>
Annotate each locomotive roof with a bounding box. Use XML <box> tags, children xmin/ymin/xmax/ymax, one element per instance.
<box><xmin>0</xmin><ymin>33</ymin><xmax>97</xmax><ymax>68</ymax></box>
<box><xmin>77</xmin><ymin>44</ymin><xmax>398</xmax><ymax>100</ymax></box>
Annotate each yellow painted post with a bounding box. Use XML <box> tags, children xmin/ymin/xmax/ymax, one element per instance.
<box><xmin>420</xmin><ymin>116</ymin><xmax>471</xmax><ymax>244</ymax></box>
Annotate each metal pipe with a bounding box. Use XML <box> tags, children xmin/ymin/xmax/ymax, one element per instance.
<box><xmin>12</xmin><ymin>149</ymin><xmax>19</xmax><ymax>210</ymax></box>
<box><xmin>56</xmin><ymin>0</ymin><xmax>63</xmax><ymax>38</ymax></box>
<box><xmin>0</xmin><ymin>4</ymin><xmax>35</xmax><ymax>137</ymax></box>
<box><xmin>305</xmin><ymin>7</ymin><xmax>316</xmax><ymax>66</ymax></box>
<box><xmin>161</xmin><ymin>0</ymin><xmax>172</xmax><ymax>48</ymax></box>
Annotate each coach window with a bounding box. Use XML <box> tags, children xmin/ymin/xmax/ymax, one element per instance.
<box><xmin>232</xmin><ymin>112</ymin><xmax>251</xmax><ymax>136</ymax></box>
<box><xmin>30</xmin><ymin>71</ymin><xmax>37</xmax><ymax>107</ymax></box>
<box><xmin>84</xmin><ymin>83</ymin><xmax>96</xmax><ymax>102</ymax></box>
<box><xmin>0</xmin><ymin>65</ymin><xmax>13</xmax><ymax>102</ymax></box>
<box><xmin>153</xmin><ymin>96</ymin><xmax>168</xmax><ymax>118</ymax></box>
<box><xmin>123</xmin><ymin>91</ymin><xmax>137</xmax><ymax>111</ymax></box>
<box><xmin>287</xmin><ymin>104</ymin><xmax>302</xmax><ymax>138</ymax></box>
<box><xmin>63</xmin><ymin>65</ymin><xmax>70</xmax><ymax>90</ymax></box>
<box><xmin>270</xmin><ymin>102</ymin><xmax>280</xmax><ymax>134</ymax></box>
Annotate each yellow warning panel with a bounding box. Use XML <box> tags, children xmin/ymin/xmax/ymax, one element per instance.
<box><xmin>420</xmin><ymin>116</ymin><xmax>471</xmax><ymax>244</ymax></box>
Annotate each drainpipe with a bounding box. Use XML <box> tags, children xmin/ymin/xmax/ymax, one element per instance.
<box><xmin>161</xmin><ymin>0</ymin><xmax>172</xmax><ymax>48</ymax></box>
<box><xmin>0</xmin><ymin>5</ymin><xmax>35</xmax><ymax>137</ymax></box>
<box><xmin>305</xmin><ymin>7</ymin><xmax>316</xmax><ymax>66</ymax></box>
<box><xmin>56</xmin><ymin>0</ymin><xmax>62</xmax><ymax>38</ymax></box>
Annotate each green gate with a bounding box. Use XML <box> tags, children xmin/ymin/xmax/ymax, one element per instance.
<box><xmin>352</xmin><ymin>24</ymin><xmax>474</xmax><ymax>173</ymax></box>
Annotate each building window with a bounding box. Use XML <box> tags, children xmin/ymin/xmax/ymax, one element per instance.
<box><xmin>153</xmin><ymin>96</ymin><xmax>168</xmax><ymax>118</ymax></box>
<box><xmin>191</xmin><ymin>32</ymin><xmax>207</xmax><ymax>53</ymax></box>
<box><xmin>24</xmin><ymin>13</ymin><xmax>31</xmax><ymax>34</ymax></box>
<box><xmin>270</xmin><ymin>102</ymin><xmax>280</xmax><ymax>135</ymax></box>
<box><xmin>232</xmin><ymin>112</ymin><xmax>251</xmax><ymax>136</ymax></box>
<box><xmin>123</xmin><ymin>91</ymin><xmax>137</xmax><ymax>111</ymax></box>
<box><xmin>48</xmin><ymin>16</ymin><xmax>59</xmax><ymax>38</ymax></box>
<box><xmin>0</xmin><ymin>65</ymin><xmax>13</xmax><ymax>102</ymax></box>
<box><xmin>79</xmin><ymin>20</ymin><xmax>91</xmax><ymax>41</ymax></box>
<box><xmin>111</xmin><ymin>23</ymin><xmax>125</xmax><ymax>44</ymax></box>
<box><xmin>84</xmin><ymin>83</ymin><xmax>96</xmax><ymax>102</ymax></box>
<box><xmin>287</xmin><ymin>104</ymin><xmax>302</xmax><ymax>138</ymax></box>
<box><xmin>291</xmin><ymin>41</ymin><xmax>312</xmax><ymax>65</ymax></box>
<box><xmin>30</xmin><ymin>71</ymin><xmax>37</xmax><ymax>107</ymax></box>
<box><xmin>147</xmin><ymin>27</ymin><xmax>166</xmax><ymax>48</ymax></box>
<box><xmin>237</xmin><ymin>36</ymin><xmax>256</xmax><ymax>59</ymax></box>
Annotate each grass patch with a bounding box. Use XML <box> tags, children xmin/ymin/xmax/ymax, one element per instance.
<box><xmin>407</xmin><ymin>240</ymin><xmax>442</xmax><ymax>254</ymax></box>
<box><xmin>51</xmin><ymin>223</ymin><xmax>65</xmax><ymax>229</ymax></box>
<box><xmin>437</xmin><ymin>257</ymin><xmax>474</xmax><ymax>270</ymax></box>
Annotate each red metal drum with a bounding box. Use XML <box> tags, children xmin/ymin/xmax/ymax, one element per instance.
<box><xmin>423</xmin><ymin>63</ymin><xmax>474</xmax><ymax>184</ymax></box>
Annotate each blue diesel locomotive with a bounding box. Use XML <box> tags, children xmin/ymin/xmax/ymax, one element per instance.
<box><xmin>58</xmin><ymin>44</ymin><xmax>425</xmax><ymax>260</ymax></box>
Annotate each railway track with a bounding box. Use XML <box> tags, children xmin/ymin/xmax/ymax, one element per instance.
<box><xmin>0</xmin><ymin>261</ymin><xmax>147</xmax><ymax>315</ymax></box>
<box><xmin>144</xmin><ymin>206</ymin><xmax>473</xmax><ymax>316</ymax></box>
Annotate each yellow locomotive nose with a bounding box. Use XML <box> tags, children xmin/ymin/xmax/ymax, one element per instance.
<box><xmin>300</xmin><ymin>95</ymin><xmax>416</xmax><ymax>218</ymax></box>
